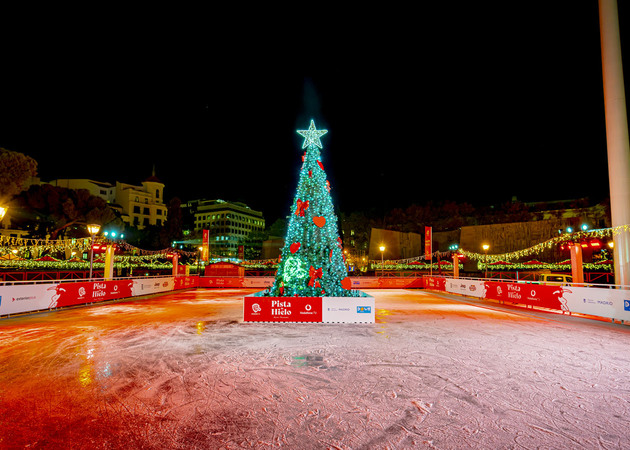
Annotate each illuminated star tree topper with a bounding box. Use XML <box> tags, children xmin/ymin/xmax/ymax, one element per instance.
<box><xmin>297</xmin><ymin>119</ymin><xmax>328</xmax><ymax>149</ymax></box>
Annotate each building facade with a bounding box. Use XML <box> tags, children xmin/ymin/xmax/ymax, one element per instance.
<box><xmin>186</xmin><ymin>199</ymin><xmax>265</xmax><ymax>257</ymax></box>
<box><xmin>48</xmin><ymin>176</ymin><xmax>167</xmax><ymax>230</ymax></box>
<box><xmin>114</xmin><ymin>176</ymin><xmax>167</xmax><ymax>229</ymax></box>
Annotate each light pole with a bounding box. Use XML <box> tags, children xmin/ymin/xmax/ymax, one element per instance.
<box><xmin>87</xmin><ymin>223</ymin><xmax>101</xmax><ymax>279</ymax></box>
<box><xmin>482</xmin><ymin>244</ymin><xmax>490</xmax><ymax>278</ymax></box>
<box><xmin>379</xmin><ymin>245</ymin><xmax>385</xmax><ymax>277</ymax></box>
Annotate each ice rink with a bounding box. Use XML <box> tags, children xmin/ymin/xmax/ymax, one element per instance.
<box><xmin>1</xmin><ymin>287</ymin><xmax>630</xmax><ymax>449</ymax></box>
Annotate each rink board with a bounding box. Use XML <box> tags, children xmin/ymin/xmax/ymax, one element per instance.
<box><xmin>243</xmin><ymin>293</ymin><xmax>375</xmax><ymax>323</ymax></box>
<box><xmin>424</xmin><ymin>276</ymin><xmax>630</xmax><ymax>322</ymax></box>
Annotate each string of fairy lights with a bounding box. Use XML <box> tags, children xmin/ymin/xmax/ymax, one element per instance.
<box><xmin>457</xmin><ymin>226</ymin><xmax>622</xmax><ymax>262</ymax></box>
<box><xmin>1</xmin><ymin>225</ymin><xmax>627</xmax><ymax>271</ymax></box>
<box><xmin>369</xmin><ymin>225</ymin><xmax>629</xmax><ymax>270</ymax></box>
<box><xmin>0</xmin><ymin>234</ymin><xmax>199</xmax><ymax>270</ymax></box>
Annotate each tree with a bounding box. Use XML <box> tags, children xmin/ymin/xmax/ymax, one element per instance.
<box><xmin>267</xmin><ymin>120</ymin><xmax>355</xmax><ymax>297</ymax></box>
<box><xmin>13</xmin><ymin>184</ymin><xmax>116</xmax><ymax>238</ymax></box>
<box><xmin>158</xmin><ymin>197</ymin><xmax>184</xmax><ymax>248</ymax></box>
<box><xmin>0</xmin><ymin>147</ymin><xmax>37</xmax><ymax>203</ymax></box>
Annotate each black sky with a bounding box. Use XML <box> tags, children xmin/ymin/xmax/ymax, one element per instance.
<box><xmin>1</xmin><ymin>2</ymin><xmax>627</xmax><ymax>224</ymax></box>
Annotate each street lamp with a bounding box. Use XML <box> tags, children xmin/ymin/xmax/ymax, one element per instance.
<box><xmin>482</xmin><ymin>244</ymin><xmax>490</xmax><ymax>278</ymax></box>
<box><xmin>87</xmin><ymin>223</ymin><xmax>101</xmax><ymax>279</ymax></box>
<box><xmin>0</xmin><ymin>206</ymin><xmax>7</xmax><ymax>222</ymax></box>
<box><xmin>379</xmin><ymin>245</ymin><xmax>385</xmax><ymax>277</ymax></box>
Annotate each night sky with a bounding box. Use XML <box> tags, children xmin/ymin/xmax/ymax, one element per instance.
<box><xmin>1</xmin><ymin>3</ymin><xmax>627</xmax><ymax>224</ymax></box>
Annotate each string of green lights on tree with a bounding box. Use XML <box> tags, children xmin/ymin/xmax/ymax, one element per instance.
<box><xmin>266</xmin><ymin>119</ymin><xmax>356</xmax><ymax>297</ymax></box>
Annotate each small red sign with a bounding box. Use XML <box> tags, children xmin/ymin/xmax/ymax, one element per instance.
<box><xmin>244</xmin><ymin>297</ymin><xmax>323</xmax><ymax>322</ymax></box>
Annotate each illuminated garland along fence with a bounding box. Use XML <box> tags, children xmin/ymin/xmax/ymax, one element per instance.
<box><xmin>0</xmin><ymin>235</ymin><xmax>92</xmax><ymax>254</ymax></box>
<box><xmin>368</xmin><ymin>226</ymin><xmax>627</xmax><ymax>272</ymax></box>
<box><xmin>370</xmin><ymin>261</ymin><xmax>462</xmax><ymax>271</ymax></box>
<box><xmin>0</xmin><ymin>235</ymin><xmax>198</xmax><ymax>271</ymax></box>
<box><xmin>458</xmin><ymin>226</ymin><xmax>624</xmax><ymax>263</ymax></box>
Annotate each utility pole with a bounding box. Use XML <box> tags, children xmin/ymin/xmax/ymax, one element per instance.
<box><xmin>600</xmin><ymin>0</ymin><xmax>630</xmax><ymax>285</ymax></box>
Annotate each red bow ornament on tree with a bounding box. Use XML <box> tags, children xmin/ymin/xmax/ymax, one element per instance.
<box><xmin>308</xmin><ymin>265</ymin><xmax>323</xmax><ymax>288</ymax></box>
<box><xmin>295</xmin><ymin>198</ymin><xmax>309</xmax><ymax>217</ymax></box>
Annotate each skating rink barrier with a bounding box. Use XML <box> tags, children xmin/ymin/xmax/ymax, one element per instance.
<box><xmin>0</xmin><ymin>275</ymin><xmax>416</xmax><ymax>317</ymax></box>
<box><xmin>423</xmin><ymin>276</ymin><xmax>630</xmax><ymax>323</ymax></box>
<box><xmin>4</xmin><ymin>275</ymin><xmax>628</xmax><ymax>323</ymax></box>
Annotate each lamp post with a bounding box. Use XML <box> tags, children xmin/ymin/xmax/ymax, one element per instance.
<box><xmin>482</xmin><ymin>244</ymin><xmax>490</xmax><ymax>278</ymax></box>
<box><xmin>379</xmin><ymin>245</ymin><xmax>385</xmax><ymax>277</ymax></box>
<box><xmin>87</xmin><ymin>223</ymin><xmax>101</xmax><ymax>279</ymax></box>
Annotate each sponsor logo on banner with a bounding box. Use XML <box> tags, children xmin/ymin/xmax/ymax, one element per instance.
<box><xmin>13</xmin><ymin>295</ymin><xmax>37</xmax><ymax>302</ymax></box>
<box><xmin>357</xmin><ymin>306</ymin><xmax>371</xmax><ymax>313</ymax></box>
<box><xmin>252</xmin><ymin>303</ymin><xmax>261</xmax><ymax>313</ymax></box>
<box><xmin>583</xmin><ymin>297</ymin><xmax>613</xmax><ymax>306</ymax></box>
<box><xmin>625</xmin><ymin>300</ymin><xmax>630</xmax><ymax>311</ymax></box>
<box><xmin>507</xmin><ymin>284</ymin><xmax>521</xmax><ymax>300</ymax></box>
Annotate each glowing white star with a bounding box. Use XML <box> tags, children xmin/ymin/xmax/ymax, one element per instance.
<box><xmin>297</xmin><ymin>119</ymin><xmax>328</xmax><ymax>149</ymax></box>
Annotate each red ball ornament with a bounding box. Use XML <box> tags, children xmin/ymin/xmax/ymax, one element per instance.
<box><xmin>290</xmin><ymin>242</ymin><xmax>301</xmax><ymax>254</ymax></box>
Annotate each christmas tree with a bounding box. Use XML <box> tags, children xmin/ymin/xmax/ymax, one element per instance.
<box><xmin>266</xmin><ymin>119</ymin><xmax>357</xmax><ymax>297</ymax></box>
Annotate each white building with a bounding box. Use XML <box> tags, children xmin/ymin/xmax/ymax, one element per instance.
<box><xmin>114</xmin><ymin>176</ymin><xmax>167</xmax><ymax>228</ymax></box>
<box><xmin>185</xmin><ymin>199</ymin><xmax>264</xmax><ymax>256</ymax></box>
<box><xmin>47</xmin><ymin>175</ymin><xmax>167</xmax><ymax>229</ymax></box>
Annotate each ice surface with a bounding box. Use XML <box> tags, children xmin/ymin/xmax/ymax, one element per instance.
<box><xmin>1</xmin><ymin>288</ymin><xmax>630</xmax><ymax>449</ymax></box>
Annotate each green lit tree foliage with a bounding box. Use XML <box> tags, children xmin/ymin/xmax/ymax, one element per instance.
<box><xmin>268</xmin><ymin>120</ymin><xmax>356</xmax><ymax>297</ymax></box>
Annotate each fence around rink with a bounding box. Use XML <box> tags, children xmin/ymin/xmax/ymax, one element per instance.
<box><xmin>3</xmin><ymin>274</ymin><xmax>630</xmax><ymax>323</ymax></box>
<box><xmin>0</xmin><ymin>275</ymin><xmax>426</xmax><ymax>317</ymax></box>
<box><xmin>423</xmin><ymin>276</ymin><xmax>630</xmax><ymax>323</ymax></box>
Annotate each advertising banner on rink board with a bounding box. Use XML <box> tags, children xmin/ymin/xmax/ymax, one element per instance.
<box><xmin>0</xmin><ymin>283</ymin><xmax>58</xmax><ymax>315</ymax></box>
<box><xmin>52</xmin><ymin>279</ymin><xmax>133</xmax><ymax>308</ymax></box>
<box><xmin>173</xmin><ymin>276</ymin><xmax>199</xmax><ymax>290</ymax></box>
<box><xmin>423</xmin><ymin>276</ymin><xmax>446</xmax><ymax>291</ymax></box>
<box><xmin>445</xmin><ymin>278</ymin><xmax>486</xmax><ymax>298</ymax></box>
<box><xmin>350</xmin><ymin>278</ymin><xmax>424</xmax><ymax>289</ymax></box>
<box><xmin>131</xmin><ymin>277</ymin><xmax>174</xmax><ymax>296</ymax></box>
<box><xmin>243</xmin><ymin>295</ymin><xmax>376</xmax><ymax>323</ymax></box>
<box><xmin>484</xmin><ymin>281</ymin><xmax>567</xmax><ymax>311</ymax></box>
<box><xmin>244</xmin><ymin>296</ymin><xmax>323</xmax><ymax>322</ymax></box>
<box><xmin>0</xmin><ymin>280</ymin><xmax>135</xmax><ymax>315</ymax></box>
<box><xmin>424</xmin><ymin>276</ymin><xmax>630</xmax><ymax>322</ymax></box>
<box><xmin>322</xmin><ymin>296</ymin><xmax>375</xmax><ymax>323</ymax></box>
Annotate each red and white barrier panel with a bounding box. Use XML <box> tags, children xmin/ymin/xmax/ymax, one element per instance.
<box><xmin>0</xmin><ymin>276</ymin><xmax>178</xmax><ymax>316</ymax></box>
<box><xmin>423</xmin><ymin>276</ymin><xmax>630</xmax><ymax>322</ymax></box>
<box><xmin>0</xmin><ymin>279</ymin><xmax>135</xmax><ymax>315</ymax></box>
<box><xmin>349</xmin><ymin>277</ymin><xmax>424</xmax><ymax>289</ymax></box>
<box><xmin>243</xmin><ymin>294</ymin><xmax>375</xmax><ymax>323</ymax></box>
<box><xmin>173</xmin><ymin>276</ymin><xmax>200</xmax><ymax>290</ymax></box>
